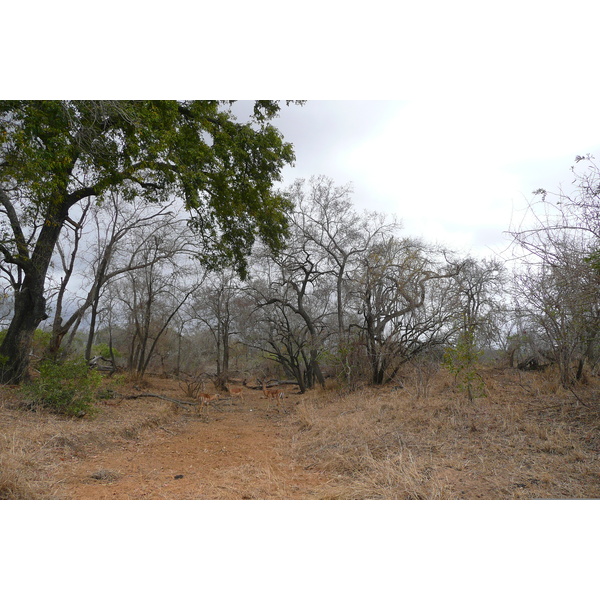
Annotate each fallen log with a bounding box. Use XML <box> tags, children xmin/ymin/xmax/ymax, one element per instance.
<box><xmin>117</xmin><ymin>392</ymin><xmax>197</xmax><ymax>408</ymax></box>
<box><xmin>247</xmin><ymin>379</ymin><xmax>299</xmax><ymax>391</ymax></box>
<box><xmin>517</xmin><ymin>357</ymin><xmax>550</xmax><ymax>372</ymax></box>
<box><xmin>117</xmin><ymin>392</ymin><xmax>230</xmax><ymax>411</ymax></box>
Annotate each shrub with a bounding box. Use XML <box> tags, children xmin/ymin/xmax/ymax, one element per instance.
<box><xmin>442</xmin><ymin>330</ymin><xmax>486</xmax><ymax>401</ymax></box>
<box><xmin>24</xmin><ymin>357</ymin><xmax>102</xmax><ymax>417</ymax></box>
<box><xmin>91</xmin><ymin>343</ymin><xmax>121</xmax><ymax>360</ymax></box>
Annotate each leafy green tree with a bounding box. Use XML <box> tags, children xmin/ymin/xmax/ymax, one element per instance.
<box><xmin>0</xmin><ymin>100</ymin><xmax>300</xmax><ymax>382</ymax></box>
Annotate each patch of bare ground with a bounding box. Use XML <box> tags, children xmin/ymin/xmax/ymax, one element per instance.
<box><xmin>1</xmin><ymin>366</ymin><xmax>600</xmax><ymax>500</ymax></box>
<box><xmin>0</xmin><ymin>376</ymin><xmax>328</xmax><ymax>500</ymax></box>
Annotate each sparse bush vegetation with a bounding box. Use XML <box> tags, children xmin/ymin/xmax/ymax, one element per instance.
<box><xmin>442</xmin><ymin>330</ymin><xmax>486</xmax><ymax>401</ymax></box>
<box><xmin>23</xmin><ymin>358</ymin><xmax>102</xmax><ymax>417</ymax></box>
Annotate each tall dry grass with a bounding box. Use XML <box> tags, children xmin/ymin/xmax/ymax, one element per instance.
<box><xmin>0</xmin><ymin>378</ymin><xmax>180</xmax><ymax>499</ymax></box>
<box><xmin>288</xmin><ymin>366</ymin><xmax>600</xmax><ymax>499</ymax></box>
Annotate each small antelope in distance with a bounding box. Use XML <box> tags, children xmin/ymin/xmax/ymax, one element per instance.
<box><xmin>262</xmin><ymin>381</ymin><xmax>284</xmax><ymax>409</ymax></box>
<box><xmin>197</xmin><ymin>392</ymin><xmax>219</xmax><ymax>419</ymax></box>
<box><xmin>226</xmin><ymin>382</ymin><xmax>245</xmax><ymax>402</ymax></box>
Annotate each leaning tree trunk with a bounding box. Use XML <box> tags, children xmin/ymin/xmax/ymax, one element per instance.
<box><xmin>0</xmin><ymin>212</ymin><xmax>66</xmax><ymax>383</ymax></box>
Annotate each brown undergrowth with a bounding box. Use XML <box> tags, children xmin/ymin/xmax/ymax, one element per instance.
<box><xmin>0</xmin><ymin>378</ymin><xmax>178</xmax><ymax>499</ymax></box>
<box><xmin>1</xmin><ymin>366</ymin><xmax>599</xmax><ymax>500</ymax></box>
<box><xmin>289</xmin><ymin>366</ymin><xmax>600</xmax><ymax>499</ymax></box>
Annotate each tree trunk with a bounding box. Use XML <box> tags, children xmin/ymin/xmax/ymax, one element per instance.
<box><xmin>576</xmin><ymin>357</ymin><xmax>585</xmax><ymax>381</ymax></box>
<box><xmin>84</xmin><ymin>296</ymin><xmax>100</xmax><ymax>362</ymax></box>
<box><xmin>222</xmin><ymin>320</ymin><xmax>230</xmax><ymax>376</ymax></box>
<box><xmin>309</xmin><ymin>348</ymin><xmax>325</xmax><ymax>388</ymax></box>
<box><xmin>0</xmin><ymin>209</ymin><xmax>66</xmax><ymax>383</ymax></box>
<box><xmin>0</xmin><ymin>286</ymin><xmax>48</xmax><ymax>382</ymax></box>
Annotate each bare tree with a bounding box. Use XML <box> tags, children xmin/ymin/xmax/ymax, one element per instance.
<box><xmin>508</xmin><ymin>154</ymin><xmax>600</xmax><ymax>385</ymax></box>
<box><xmin>241</xmin><ymin>288</ymin><xmax>316</xmax><ymax>393</ymax></box>
<box><xmin>41</xmin><ymin>192</ymin><xmax>184</xmax><ymax>360</ymax></box>
<box><xmin>251</xmin><ymin>225</ymin><xmax>334</xmax><ymax>390</ymax></box>
<box><xmin>243</xmin><ymin>238</ymin><xmax>332</xmax><ymax>392</ymax></box>
<box><xmin>351</xmin><ymin>236</ymin><xmax>460</xmax><ymax>385</ymax></box>
<box><xmin>286</xmin><ymin>176</ymin><xmax>404</xmax><ymax>382</ymax></box>
<box><xmin>289</xmin><ymin>177</ymin><xmax>397</xmax><ymax>334</ymax></box>
<box><xmin>449</xmin><ymin>256</ymin><xmax>507</xmax><ymax>348</ymax></box>
<box><xmin>185</xmin><ymin>268</ymin><xmax>245</xmax><ymax>389</ymax></box>
<box><xmin>106</xmin><ymin>216</ymin><xmax>205</xmax><ymax>377</ymax></box>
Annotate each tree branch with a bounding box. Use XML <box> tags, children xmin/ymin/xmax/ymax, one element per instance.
<box><xmin>0</xmin><ymin>188</ymin><xmax>30</xmax><ymax>268</ymax></box>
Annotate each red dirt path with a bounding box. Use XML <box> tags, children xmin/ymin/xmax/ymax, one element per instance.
<box><xmin>52</xmin><ymin>389</ymin><xmax>329</xmax><ymax>500</ymax></box>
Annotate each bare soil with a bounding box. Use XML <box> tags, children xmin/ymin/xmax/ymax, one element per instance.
<box><xmin>55</xmin><ymin>413</ymin><xmax>327</xmax><ymax>500</ymax></box>
<box><xmin>44</xmin><ymin>380</ymin><xmax>330</xmax><ymax>500</ymax></box>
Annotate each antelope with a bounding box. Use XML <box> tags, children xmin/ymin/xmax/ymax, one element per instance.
<box><xmin>262</xmin><ymin>382</ymin><xmax>284</xmax><ymax>409</ymax></box>
<box><xmin>197</xmin><ymin>393</ymin><xmax>219</xmax><ymax>419</ymax></box>
<box><xmin>226</xmin><ymin>384</ymin><xmax>244</xmax><ymax>403</ymax></box>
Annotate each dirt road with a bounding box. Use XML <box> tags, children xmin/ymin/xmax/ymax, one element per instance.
<box><xmin>52</xmin><ymin>392</ymin><xmax>328</xmax><ymax>500</ymax></box>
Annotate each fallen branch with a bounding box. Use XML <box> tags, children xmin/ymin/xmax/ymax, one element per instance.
<box><xmin>116</xmin><ymin>392</ymin><xmax>197</xmax><ymax>408</ymax></box>
<box><xmin>159</xmin><ymin>425</ymin><xmax>176</xmax><ymax>435</ymax></box>
<box><xmin>247</xmin><ymin>379</ymin><xmax>299</xmax><ymax>391</ymax></box>
<box><xmin>567</xmin><ymin>387</ymin><xmax>591</xmax><ymax>408</ymax></box>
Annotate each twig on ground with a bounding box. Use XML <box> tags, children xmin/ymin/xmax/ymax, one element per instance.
<box><xmin>158</xmin><ymin>425</ymin><xmax>176</xmax><ymax>435</ymax></box>
<box><xmin>116</xmin><ymin>392</ymin><xmax>197</xmax><ymax>407</ymax></box>
<box><xmin>567</xmin><ymin>387</ymin><xmax>591</xmax><ymax>408</ymax></box>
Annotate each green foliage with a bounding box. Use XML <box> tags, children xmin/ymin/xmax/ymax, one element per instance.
<box><xmin>24</xmin><ymin>357</ymin><xmax>102</xmax><ymax>417</ymax></box>
<box><xmin>0</xmin><ymin>328</ymin><xmax>50</xmax><ymax>365</ymax></box>
<box><xmin>584</xmin><ymin>248</ymin><xmax>600</xmax><ymax>272</ymax></box>
<box><xmin>91</xmin><ymin>343</ymin><xmax>121</xmax><ymax>360</ymax></box>
<box><xmin>0</xmin><ymin>100</ymin><xmax>300</xmax><ymax>278</ymax></box>
<box><xmin>0</xmin><ymin>329</ymin><xmax>50</xmax><ymax>349</ymax></box>
<box><xmin>32</xmin><ymin>329</ymin><xmax>51</xmax><ymax>353</ymax></box>
<box><xmin>442</xmin><ymin>329</ymin><xmax>486</xmax><ymax>401</ymax></box>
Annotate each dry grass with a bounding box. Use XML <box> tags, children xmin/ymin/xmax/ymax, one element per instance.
<box><xmin>198</xmin><ymin>463</ymin><xmax>288</xmax><ymax>499</ymax></box>
<box><xmin>2</xmin><ymin>366</ymin><xmax>600</xmax><ymax>500</ymax></box>
<box><xmin>288</xmin><ymin>366</ymin><xmax>600</xmax><ymax>499</ymax></box>
<box><xmin>0</xmin><ymin>377</ymin><xmax>180</xmax><ymax>499</ymax></box>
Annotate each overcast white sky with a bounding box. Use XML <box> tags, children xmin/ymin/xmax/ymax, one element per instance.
<box><xmin>9</xmin><ymin>1</ymin><xmax>600</xmax><ymax>263</ymax></box>
<box><xmin>267</xmin><ymin>99</ymin><xmax>600</xmax><ymax>259</ymax></box>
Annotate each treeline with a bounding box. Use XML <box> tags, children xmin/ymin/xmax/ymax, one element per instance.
<box><xmin>7</xmin><ymin>174</ymin><xmax>506</xmax><ymax>390</ymax></box>
<box><xmin>52</xmin><ymin>160</ymin><xmax>600</xmax><ymax>392</ymax></box>
<box><xmin>2</xmin><ymin>101</ymin><xmax>600</xmax><ymax>394</ymax></box>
